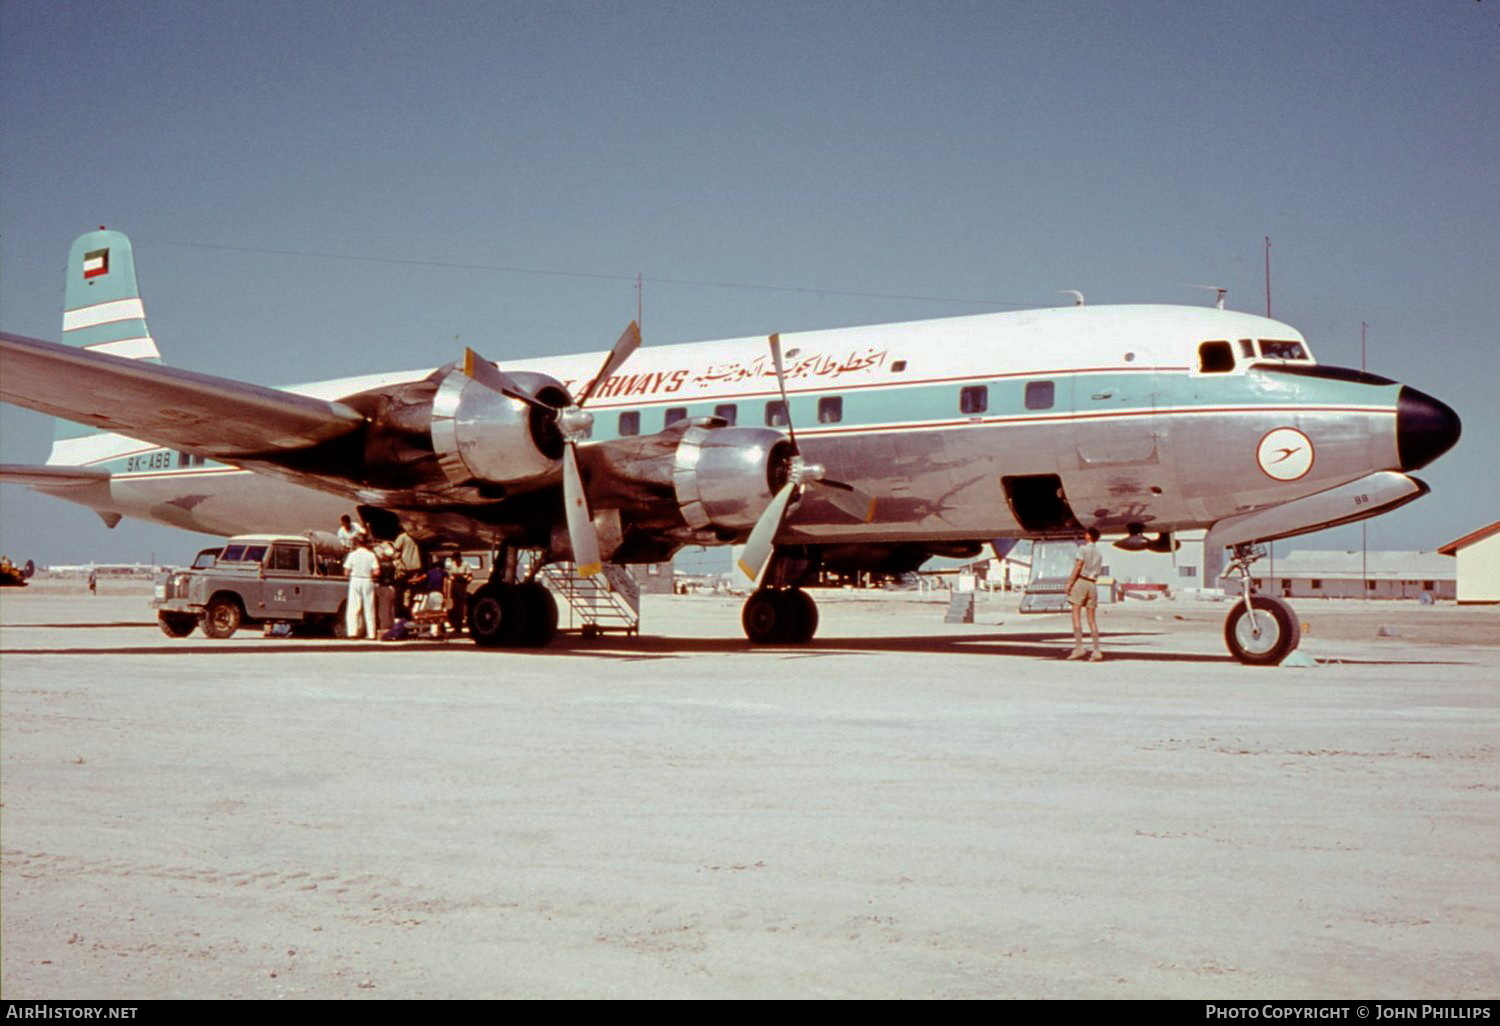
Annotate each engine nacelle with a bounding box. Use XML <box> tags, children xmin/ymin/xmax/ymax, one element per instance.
<box><xmin>671</xmin><ymin>424</ymin><xmax>793</xmax><ymax>534</ymax></box>
<box><xmin>429</xmin><ymin>366</ymin><xmax>570</xmax><ymax>490</ymax></box>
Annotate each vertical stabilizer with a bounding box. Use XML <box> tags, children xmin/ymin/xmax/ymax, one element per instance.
<box><xmin>56</xmin><ymin>229</ymin><xmax>161</xmax><ymax>442</ymax></box>
<box><xmin>63</xmin><ymin>229</ymin><xmax>161</xmax><ymax>362</ymax></box>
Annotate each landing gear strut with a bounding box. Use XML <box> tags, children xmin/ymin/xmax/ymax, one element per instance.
<box><xmin>742</xmin><ymin>588</ymin><xmax>819</xmax><ymax>644</ymax></box>
<box><xmin>1222</xmin><ymin>543</ymin><xmax>1301</xmax><ymax>665</ymax></box>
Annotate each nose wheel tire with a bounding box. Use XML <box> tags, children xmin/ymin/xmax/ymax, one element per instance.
<box><xmin>1224</xmin><ymin>595</ymin><xmax>1300</xmax><ymax>666</ymax></box>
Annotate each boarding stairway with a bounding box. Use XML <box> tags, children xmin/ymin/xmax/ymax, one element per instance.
<box><xmin>537</xmin><ymin>562</ymin><xmax>640</xmax><ymax>636</ymax></box>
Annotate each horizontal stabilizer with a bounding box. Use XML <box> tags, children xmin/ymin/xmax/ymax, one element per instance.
<box><xmin>0</xmin><ymin>331</ymin><xmax>365</xmax><ymax>457</ymax></box>
<box><xmin>0</xmin><ymin>463</ymin><xmax>111</xmax><ymax>487</ymax></box>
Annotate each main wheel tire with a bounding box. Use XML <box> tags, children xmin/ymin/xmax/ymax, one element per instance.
<box><xmin>515</xmin><ymin>581</ymin><xmax>558</xmax><ymax>648</ymax></box>
<box><xmin>200</xmin><ymin>597</ymin><xmax>243</xmax><ymax>639</ymax></box>
<box><xmin>1224</xmin><ymin>595</ymin><xmax>1301</xmax><ymax>666</ymax></box>
<box><xmin>743</xmin><ymin>589</ymin><xmax>795</xmax><ymax>644</ymax></box>
<box><xmin>158</xmin><ymin>612</ymin><xmax>197</xmax><ymax>638</ymax></box>
<box><xmin>782</xmin><ymin>589</ymin><xmax>819</xmax><ymax>643</ymax></box>
<box><xmin>469</xmin><ymin>584</ymin><xmax>529</xmax><ymax>648</ymax></box>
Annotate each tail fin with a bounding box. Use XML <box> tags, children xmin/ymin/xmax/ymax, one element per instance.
<box><xmin>56</xmin><ymin>229</ymin><xmax>161</xmax><ymax>442</ymax></box>
<box><xmin>63</xmin><ymin>229</ymin><xmax>161</xmax><ymax>362</ymax></box>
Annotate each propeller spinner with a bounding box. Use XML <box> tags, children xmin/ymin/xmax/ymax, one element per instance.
<box><xmin>462</xmin><ymin>321</ymin><xmax>641</xmax><ymax>578</ymax></box>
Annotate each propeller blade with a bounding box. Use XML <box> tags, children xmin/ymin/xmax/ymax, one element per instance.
<box><xmin>462</xmin><ymin>348</ymin><xmax>551</xmax><ymax>410</ymax></box>
<box><xmin>767</xmin><ymin>332</ymin><xmax>799</xmax><ymax>451</ymax></box>
<box><xmin>561</xmin><ymin>443</ymin><xmax>602</xmax><ymax>577</ymax></box>
<box><xmin>810</xmin><ymin>478</ymin><xmax>877</xmax><ymax>523</ymax></box>
<box><xmin>575</xmin><ymin>321</ymin><xmax>642</xmax><ymax>407</ymax></box>
<box><xmin>737</xmin><ymin>480</ymin><xmax>797</xmax><ymax>583</ymax></box>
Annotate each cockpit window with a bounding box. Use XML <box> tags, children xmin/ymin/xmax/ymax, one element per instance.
<box><xmin>1258</xmin><ymin>339</ymin><xmax>1308</xmax><ymax>360</ymax></box>
<box><xmin>1239</xmin><ymin>339</ymin><xmax>1256</xmax><ymax>358</ymax></box>
<box><xmin>1198</xmin><ymin>340</ymin><xmax>1235</xmax><ymax>373</ymax></box>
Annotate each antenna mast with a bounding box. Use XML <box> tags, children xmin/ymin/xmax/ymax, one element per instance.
<box><xmin>1264</xmin><ymin>236</ymin><xmax>1272</xmax><ymax>317</ymax></box>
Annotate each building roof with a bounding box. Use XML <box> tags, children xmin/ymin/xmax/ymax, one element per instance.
<box><xmin>1268</xmin><ymin>550</ymin><xmax>1454</xmax><ymax>581</ymax></box>
<box><xmin>1437</xmin><ymin>520</ymin><xmax>1500</xmax><ymax>556</ymax></box>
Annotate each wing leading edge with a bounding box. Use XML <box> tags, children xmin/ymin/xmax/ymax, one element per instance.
<box><xmin>0</xmin><ymin>331</ymin><xmax>365</xmax><ymax>457</ymax></box>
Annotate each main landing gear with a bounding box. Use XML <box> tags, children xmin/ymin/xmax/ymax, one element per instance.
<box><xmin>468</xmin><ymin>580</ymin><xmax>558</xmax><ymax>649</ymax></box>
<box><xmin>1222</xmin><ymin>544</ymin><xmax>1302</xmax><ymax>666</ymax></box>
<box><xmin>742</xmin><ymin>588</ymin><xmax>819</xmax><ymax>644</ymax></box>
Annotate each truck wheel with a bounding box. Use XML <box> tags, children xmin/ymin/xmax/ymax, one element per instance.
<box><xmin>158</xmin><ymin>612</ymin><xmax>197</xmax><ymax>638</ymax></box>
<box><xmin>201</xmin><ymin>597</ymin><xmax>243</xmax><ymax>639</ymax></box>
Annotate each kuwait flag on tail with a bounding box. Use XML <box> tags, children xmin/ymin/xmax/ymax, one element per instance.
<box><xmin>82</xmin><ymin>248</ymin><xmax>109</xmax><ymax>279</ymax></box>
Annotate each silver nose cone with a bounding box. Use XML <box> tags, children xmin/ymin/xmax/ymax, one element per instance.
<box><xmin>1397</xmin><ymin>386</ymin><xmax>1462</xmax><ymax>471</ymax></box>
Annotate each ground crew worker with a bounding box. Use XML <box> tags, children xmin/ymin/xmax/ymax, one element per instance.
<box><xmin>1064</xmin><ymin>526</ymin><xmax>1104</xmax><ymax>661</ymax></box>
<box><xmin>343</xmin><ymin>536</ymin><xmax>378</xmax><ymax>639</ymax></box>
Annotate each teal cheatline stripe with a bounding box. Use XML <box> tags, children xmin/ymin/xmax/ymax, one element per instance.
<box><xmin>55</xmin><ymin>229</ymin><xmax>160</xmax><ymax>441</ymax></box>
<box><xmin>60</xmin><ymin>319</ymin><xmax>152</xmax><ymax>350</ymax></box>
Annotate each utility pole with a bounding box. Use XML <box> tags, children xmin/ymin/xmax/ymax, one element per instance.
<box><xmin>1362</xmin><ymin>321</ymin><xmax>1369</xmax><ymax>600</ymax></box>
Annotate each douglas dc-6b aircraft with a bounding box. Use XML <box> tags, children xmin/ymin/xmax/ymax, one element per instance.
<box><xmin>1</xmin><ymin>230</ymin><xmax>1462</xmax><ymax>662</ymax></box>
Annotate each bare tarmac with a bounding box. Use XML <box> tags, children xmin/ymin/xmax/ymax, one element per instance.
<box><xmin>2</xmin><ymin>583</ymin><xmax>1496</xmax><ymax>999</ymax></box>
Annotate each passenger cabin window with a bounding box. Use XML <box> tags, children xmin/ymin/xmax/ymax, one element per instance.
<box><xmin>765</xmin><ymin>400</ymin><xmax>789</xmax><ymax>427</ymax></box>
<box><xmin>891</xmin><ymin>360</ymin><xmax>907</xmax><ymax>372</ymax></box>
<box><xmin>960</xmin><ymin>386</ymin><xmax>988</xmax><ymax>415</ymax></box>
<box><xmin>818</xmin><ymin>396</ymin><xmax>843</xmax><ymax>423</ymax></box>
<box><xmin>178</xmin><ymin>451</ymin><xmax>191</xmax><ymax>468</ymax></box>
<box><xmin>1025</xmin><ymin>381</ymin><xmax>1055</xmax><ymax>410</ymax></box>
<box><xmin>664</xmin><ymin>407</ymin><xmax>688</xmax><ymax>427</ymax></box>
<box><xmin>268</xmin><ymin>545</ymin><xmax>303</xmax><ymax>572</ymax></box>
<box><xmin>1258</xmin><ymin>339</ymin><xmax>1308</xmax><ymax>360</ymax></box>
<box><xmin>714</xmin><ymin>403</ymin><xmax>738</xmax><ymax>426</ymax></box>
<box><xmin>618</xmin><ymin>411</ymin><xmax>640</xmax><ymax>436</ymax></box>
<box><xmin>1198</xmin><ymin>341</ymin><xmax>1235</xmax><ymax>373</ymax></box>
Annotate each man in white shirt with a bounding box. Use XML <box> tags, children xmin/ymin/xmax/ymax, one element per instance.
<box><xmin>1064</xmin><ymin>526</ymin><xmax>1104</xmax><ymax>661</ymax></box>
<box><xmin>342</xmin><ymin>536</ymin><xmax>379</xmax><ymax>639</ymax></box>
<box><xmin>337</xmin><ymin>514</ymin><xmax>367</xmax><ymax>549</ymax></box>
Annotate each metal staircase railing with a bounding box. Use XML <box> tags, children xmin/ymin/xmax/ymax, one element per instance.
<box><xmin>537</xmin><ymin>562</ymin><xmax>640</xmax><ymax>636</ymax></box>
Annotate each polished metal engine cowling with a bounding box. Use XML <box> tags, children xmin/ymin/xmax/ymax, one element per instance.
<box><xmin>429</xmin><ymin>367</ymin><xmax>569</xmax><ymax>488</ymax></box>
<box><xmin>671</xmin><ymin>425</ymin><xmax>792</xmax><ymax>532</ymax></box>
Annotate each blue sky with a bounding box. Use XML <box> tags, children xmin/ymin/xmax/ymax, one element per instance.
<box><xmin>2</xmin><ymin>0</ymin><xmax>1496</xmax><ymax>567</ymax></box>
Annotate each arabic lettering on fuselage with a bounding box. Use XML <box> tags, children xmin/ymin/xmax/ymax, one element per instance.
<box><xmin>562</xmin><ymin>347</ymin><xmax>889</xmax><ymax>401</ymax></box>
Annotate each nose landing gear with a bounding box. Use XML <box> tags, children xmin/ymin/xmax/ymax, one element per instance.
<box><xmin>1222</xmin><ymin>544</ymin><xmax>1301</xmax><ymax>665</ymax></box>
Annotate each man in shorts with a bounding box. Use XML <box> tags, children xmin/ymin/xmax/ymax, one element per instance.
<box><xmin>1064</xmin><ymin>526</ymin><xmax>1104</xmax><ymax>661</ymax></box>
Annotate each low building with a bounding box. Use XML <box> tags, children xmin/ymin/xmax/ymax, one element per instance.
<box><xmin>1438</xmin><ymin>520</ymin><xmax>1500</xmax><ymax>604</ymax></box>
<box><xmin>1249</xmin><ymin>550</ymin><xmax>1455</xmax><ymax>601</ymax></box>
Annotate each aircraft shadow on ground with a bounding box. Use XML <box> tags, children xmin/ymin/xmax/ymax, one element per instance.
<box><xmin>0</xmin><ymin>624</ymin><xmax>1473</xmax><ymax>666</ymax></box>
<box><xmin>0</xmin><ymin>627</ymin><xmax>1194</xmax><ymax>660</ymax></box>
<box><xmin>5</xmin><ymin>621</ymin><xmax>155</xmax><ymax>629</ymax></box>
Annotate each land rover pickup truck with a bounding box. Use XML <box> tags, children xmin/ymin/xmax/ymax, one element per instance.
<box><xmin>153</xmin><ymin>532</ymin><xmax>351</xmax><ymax>638</ymax></box>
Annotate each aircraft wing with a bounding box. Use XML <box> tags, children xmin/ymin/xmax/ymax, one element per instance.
<box><xmin>0</xmin><ymin>331</ymin><xmax>365</xmax><ymax>456</ymax></box>
<box><xmin>0</xmin><ymin>463</ymin><xmax>112</xmax><ymax>487</ymax></box>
